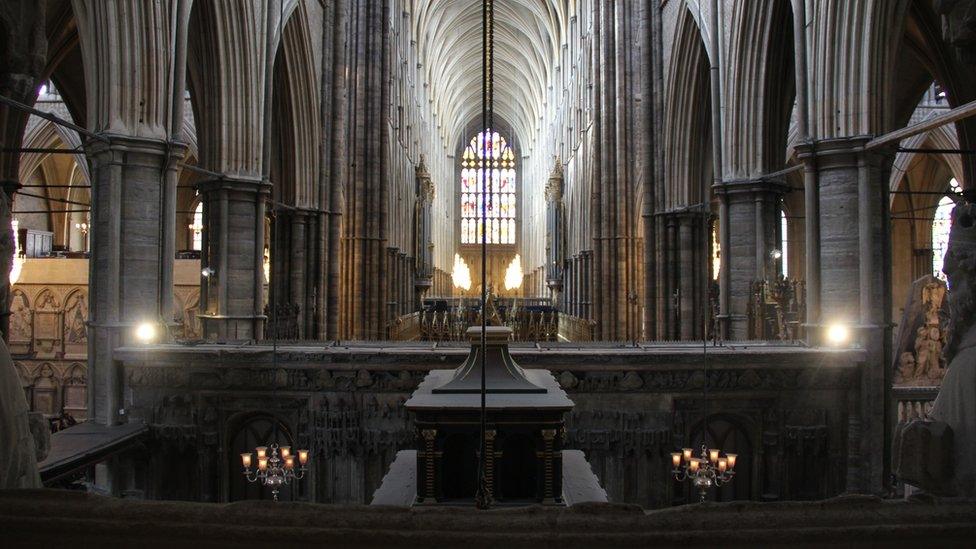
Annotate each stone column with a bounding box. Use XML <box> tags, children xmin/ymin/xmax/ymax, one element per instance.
<box><xmin>197</xmin><ymin>178</ymin><xmax>269</xmax><ymax>340</ymax></box>
<box><xmin>418</xmin><ymin>428</ymin><xmax>437</xmax><ymax>503</ymax></box>
<box><xmin>796</xmin><ymin>136</ymin><xmax>891</xmax><ymax>494</ymax></box>
<box><xmin>187</xmin><ymin>0</ymin><xmax>284</xmax><ymax>340</ymax></box>
<box><xmin>86</xmin><ymin>138</ymin><xmax>186</xmax><ymax>424</ymax></box>
<box><xmin>290</xmin><ymin>211</ymin><xmax>308</xmax><ymax>338</ymax></box>
<box><xmin>414</xmin><ymin>158</ymin><xmax>434</xmax><ymax>305</ymax></box>
<box><xmin>545</xmin><ymin>160</ymin><xmax>565</xmax><ymax>302</ymax></box>
<box><xmin>715</xmin><ymin>180</ymin><xmax>788</xmax><ymax>340</ymax></box>
<box><xmin>678</xmin><ymin>215</ymin><xmax>696</xmax><ymax>340</ymax></box>
<box><xmin>72</xmin><ymin>0</ymin><xmax>192</xmax><ymax>425</ymax></box>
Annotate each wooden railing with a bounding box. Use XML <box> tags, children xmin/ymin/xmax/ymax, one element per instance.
<box><xmin>387</xmin><ymin>312</ymin><xmax>421</xmax><ymax>340</ymax></box>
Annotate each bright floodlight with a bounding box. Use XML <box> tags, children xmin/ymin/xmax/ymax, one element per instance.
<box><xmin>770</xmin><ymin>249</ymin><xmax>783</xmax><ymax>260</ymax></box>
<box><xmin>135</xmin><ymin>322</ymin><xmax>157</xmax><ymax>343</ymax></box>
<box><xmin>826</xmin><ymin>323</ymin><xmax>850</xmax><ymax>346</ymax></box>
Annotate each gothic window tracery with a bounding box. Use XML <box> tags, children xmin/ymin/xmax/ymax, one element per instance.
<box><xmin>460</xmin><ymin>129</ymin><xmax>516</xmax><ymax>245</ymax></box>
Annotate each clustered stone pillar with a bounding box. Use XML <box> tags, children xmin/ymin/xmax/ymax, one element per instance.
<box><xmin>716</xmin><ymin>180</ymin><xmax>787</xmax><ymax>340</ymax></box>
<box><xmin>87</xmin><ymin>137</ymin><xmax>186</xmax><ymax>423</ymax></box>
<box><xmin>197</xmin><ymin>178</ymin><xmax>269</xmax><ymax>340</ymax></box>
<box><xmin>589</xmin><ymin>0</ymin><xmax>643</xmax><ymax>341</ymax></box>
<box><xmin>339</xmin><ymin>0</ymin><xmax>391</xmax><ymax>340</ymax></box>
<box><xmin>545</xmin><ymin>160</ymin><xmax>565</xmax><ymax>304</ymax></box>
<box><xmin>658</xmin><ymin>210</ymin><xmax>710</xmax><ymax>340</ymax></box>
<box><xmin>414</xmin><ymin>157</ymin><xmax>434</xmax><ymax>309</ymax></box>
<box><xmin>72</xmin><ymin>0</ymin><xmax>193</xmax><ymax>426</ymax></box>
<box><xmin>796</xmin><ymin>136</ymin><xmax>892</xmax><ymax>493</ymax></box>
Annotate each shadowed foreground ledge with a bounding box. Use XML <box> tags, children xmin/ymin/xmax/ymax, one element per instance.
<box><xmin>1</xmin><ymin>490</ymin><xmax>975</xmax><ymax>548</ymax></box>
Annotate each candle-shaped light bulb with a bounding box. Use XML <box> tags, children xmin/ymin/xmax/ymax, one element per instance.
<box><xmin>689</xmin><ymin>458</ymin><xmax>700</xmax><ymax>473</ymax></box>
<box><xmin>280</xmin><ymin>446</ymin><xmax>291</xmax><ymax>459</ymax></box>
<box><xmin>709</xmin><ymin>448</ymin><xmax>720</xmax><ymax>464</ymax></box>
<box><xmin>726</xmin><ymin>453</ymin><xmax>737</xmax><ymax>469</ymax></box>
<box><xmin>284</xmin><ymin>456</ymin><xmax>295</xmax><ymax>470</ymax></box>
<box><xmin>671</xmin><ymin>452</ymin><xmax>682</xmax><ymax>468</ymax></box>
<box><xmin>682</xmin><ymin>448</ymin><xmax>693</xmax><ymax>462</ymax></box>
<box><xmin>241</xmin><ymin>453</ymin><xmax>253</xmax><ymax>470</ymax></box>
<box><xmin>256</xmin><ymin>446</ymin><xmax>268</xmax><ymax>459</ymax></box>
<box><xmin>718</xmin><ymin>458</ymin><xmax>728</xmax><ymax>472</ymax></box>
<box><xmin>298</xmin><ymin>449</ymin><xmax>309</xmax><ymax>466</ymax></box>
<box><xmin>258</xmin><ymin>457</ymin><xmax>268</xmax><ymax>471</ymax></box>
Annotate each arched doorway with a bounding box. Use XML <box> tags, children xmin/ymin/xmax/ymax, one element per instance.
<box><xmin>227</xmin><ymin>414</ymin><xmax>297</xmax><ymax>502</ymax></box>
<box><xmin>676</xmin><ymin>415</ymin><xmax>753</xmax><ymax>503</ymax></box>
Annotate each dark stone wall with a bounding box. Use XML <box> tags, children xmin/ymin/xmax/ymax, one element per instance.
<box><xmin>117</xmin><ymin>343</ymin><xmax>862</xmax><ymax>508</ymax></box>
<box><xmin>3</xmin><ymin>490</ymin><xmax>976</xmax><ymax>548</ymax></box>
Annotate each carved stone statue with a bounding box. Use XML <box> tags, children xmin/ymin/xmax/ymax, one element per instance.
<box><xmin>892</xmin><ymin>275</ymin><xmax>949</xmax><ymax>386</ymax></box>
<box><xmin>931</xmin><ymin>202</ymin><xmax>976</xmax><ymax>495</ymax></box>
<box><xmin>0</xmin><ymin>337</ymin><xmax>42</xmax><ymax>488</ymax></box>
<box><xmin>896</xmin><ymin>351</ymin><xmax>917</xmax><ymax>383</ymax></box>
<box><xmin>914</xmin><ymin>326</ymin><xmax>944</xmax><ymax>382</ymax></box>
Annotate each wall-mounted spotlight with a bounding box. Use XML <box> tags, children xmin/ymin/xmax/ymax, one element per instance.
<box><xmin>825</xmin><ymin>323</ymin><xmax>851</xmax><ymax>346</ymax></box>
<box><xmin>770</xmin><ymin>249</ymin><xmax>783</xmax><ymax>260</ymax></box>
<box><xmin>135</xmin><ymin>322</ymin><xmax>158</xmax><ymax>344</ymax></box>
<box><xmin>201</xmin><ymin>266</ymin><xmax>215</xmax><ymax>278</ymax></box>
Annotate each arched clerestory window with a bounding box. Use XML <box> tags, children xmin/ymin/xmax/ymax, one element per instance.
<box><xmin>460</xmin><ymin>129</ymin><xmax>516</xmax><ymax>245</ymax></box>
<box><xmin>932</xmin><ymin>178</ymin><xmax>960</xmax><ymax>280</ymax></box>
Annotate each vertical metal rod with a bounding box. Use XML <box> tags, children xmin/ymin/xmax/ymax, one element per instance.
<box><xmin>475</xmin><ymin>0</ymin><xmax>492</xmax><ymax>511</ymax></box>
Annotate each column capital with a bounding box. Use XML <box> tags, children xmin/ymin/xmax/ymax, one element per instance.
<box><xmin>195</xmin><ymin>176</ymin><xmax>271</xmax><ymax>196</ymax></box>
<box><xmin>713</xmin><ymin>177</ymin><xmax>790</xmax><ymax>197</ymax></box>
<box><xmin>85</xmin><ymin>134</ymin><xmax>188</xmax><ymax>160</ymax></box>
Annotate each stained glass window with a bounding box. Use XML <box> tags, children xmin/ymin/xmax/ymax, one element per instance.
<box><xmin>460</xmin><ymin>129</ymin><xmax>516</xmax><ymax>244</ymax></box>
<box><xmin>933</xmin><ymin>178</ymin><xmax>961</xmax><ymax>280</ymax></box>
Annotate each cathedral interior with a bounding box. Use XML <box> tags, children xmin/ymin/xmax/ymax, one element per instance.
<box><xmin>2</xmin><ymin>0</ymin><xmax>976</xmax><ymax>546</ymax></box>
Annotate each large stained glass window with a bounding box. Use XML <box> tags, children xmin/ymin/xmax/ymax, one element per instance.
<box><xmin>460</xmin><ymin>129</ymin><xmax>516</xmax><ymax>244</ymax></box>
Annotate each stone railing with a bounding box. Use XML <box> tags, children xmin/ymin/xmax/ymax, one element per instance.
<box><xmin>558</xmin><ymin>313</ymin><xmax>595</xmax><ymax>342</ymax></box>
<box><xmin>893</xmin><ymin>386</ymin><xmax>940</xmax><ymax>424</ymax></box>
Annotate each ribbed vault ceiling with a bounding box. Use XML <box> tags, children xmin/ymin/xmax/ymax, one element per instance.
<box><xmin>412</xmin><ymin>0</ymin><xmax>570</xmax><ymax>151</ymax></box>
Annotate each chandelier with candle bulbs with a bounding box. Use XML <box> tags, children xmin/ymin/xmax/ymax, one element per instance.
<box><xmin>671</xmin><ymin>444</ymin><xmax>737</xmax><ymax>503</ymax></box>
<box><xmin>241</xmin><ymin>443</ymin><xmax>310</xmax><ymax>501</ymax></box>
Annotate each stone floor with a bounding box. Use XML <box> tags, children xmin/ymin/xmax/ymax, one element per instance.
<box><xmin>1</xmin><ymin>489</ymin><xmax>974</xmax><ymax>548</ymax></box>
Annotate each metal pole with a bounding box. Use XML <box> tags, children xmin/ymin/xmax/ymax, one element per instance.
<box><xmin>475</xmin><ymin>0</ymin><xmax>493</xmax><ymax>511</ymax></box>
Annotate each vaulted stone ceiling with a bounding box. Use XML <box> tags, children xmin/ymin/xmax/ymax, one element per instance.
<box><xmin>411</xmin><ymin>0</ymin><xmax>570</xmax><ymax>151</ymax></box>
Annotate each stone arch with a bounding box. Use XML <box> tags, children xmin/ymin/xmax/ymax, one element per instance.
<box><xmin>411</xmin><ymin>0</ymin><xmax>567</xmax><ymax>152</ymax></box>
<box><xmin>61</xmin><ymin>362</ymin><xmax>87</xmax><ymax>420</ymax></box>
<box><xmin>805</xmin><ymin>0</ymin><xmax>912</xmax><ymax>139</ymax></box>
<box><xmin>62</xmin><ymin>287</ymin><xmax>88</xmax><ymax>355</ymax></box>
<box><xmin>723</xmin><ymin>0</ymin><xmax>795</xmax><ymax>178</ymax></box>
<box><xmin>271</xmin><ymin>1</ymin><xmax>320</xmax><ymax>209</ymax></box>
<box><xmin>31</xmin><ymin>362</ymin><xmax>59</xmax><ymax>416</ymax></box>
<box><xmin>685</xmin><ymin>413</ymin><xmax>755</xmax><ymax>502</ymax></box>
<box><xmin>225</xmin><ymin>411</ymin><xmax>296</xmax><ymax>502</ymax></box>
<box><xmin>663</xmin><ymin>7</ymin><xmax>711</xmax><ymax>210</ymax></box>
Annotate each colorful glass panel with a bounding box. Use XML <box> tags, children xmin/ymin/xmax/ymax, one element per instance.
<box><xmin>460</xmin><ymin>129</ymin><xmax>517</xmax><ymax>244</ymax></box>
